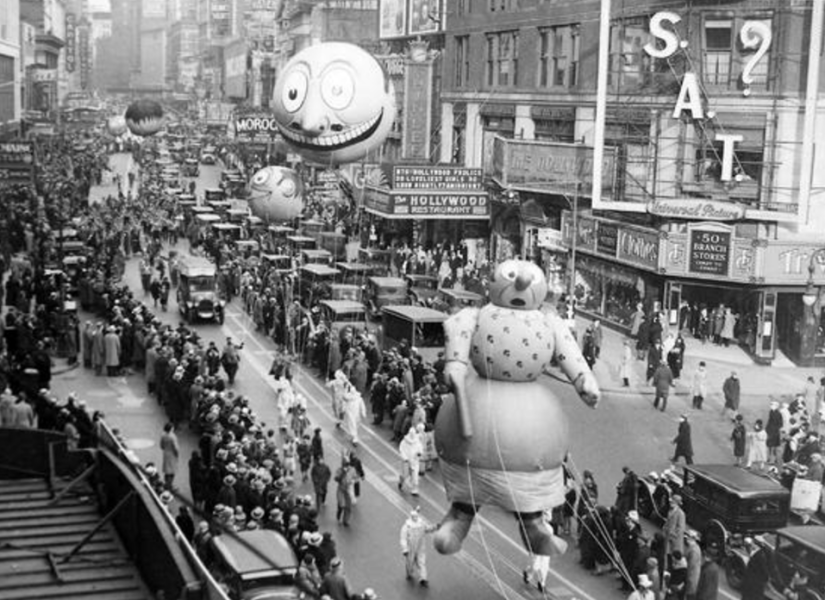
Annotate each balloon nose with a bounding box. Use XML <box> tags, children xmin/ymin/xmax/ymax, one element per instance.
<box><xmin>514</xmin><ymin>272</ymin><xmax>533</xmax><ymax>292</ymax></box>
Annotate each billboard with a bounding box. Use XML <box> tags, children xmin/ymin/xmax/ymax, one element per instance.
<box><xmin>65</xmin><ymin>14</ymin><xmax>76</xmax><ymax>73</ymax></box>
<box><xmin>408</xmin><ymin>0</ymin><xmax>441</xmax><ymax>35</ymax></box>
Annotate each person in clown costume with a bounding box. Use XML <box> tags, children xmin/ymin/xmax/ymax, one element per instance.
<box><xmin>433</xmin><ymin>259</ymin><xmax>601</xmax><ymax>558</ymax></box>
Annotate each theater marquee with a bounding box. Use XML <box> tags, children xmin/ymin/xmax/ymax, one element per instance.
<box><xmin>363</xmin><ymin>186</ymin><xmax>489</xmax><ymax>219</ymax></box>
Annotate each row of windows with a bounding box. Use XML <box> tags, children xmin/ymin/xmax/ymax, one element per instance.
<box><xmin>454</xmin><ymin>15</ymin><xmax>772</xmax><ymax>91</ymax></box>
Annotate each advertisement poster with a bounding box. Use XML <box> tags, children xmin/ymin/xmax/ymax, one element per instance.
<box><xmin>379</xmin><ymin>0</ymin><xmax>406</xmax><ymax>38</ymax></box>
<box><xmin>409</xmin><ymin>0</ymin><xmax>440</xmax><ymax>35</ymax></box>
<box><xmin>689</xmin><ymin>229</ymin><xmax>731</xmax><ymax>276</ymax></box>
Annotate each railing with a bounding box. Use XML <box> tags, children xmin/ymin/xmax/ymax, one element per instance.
<box><xmin>96</xmin><ymin>421</ymin><xmax>232</xmax><ymax>600</ymax></box>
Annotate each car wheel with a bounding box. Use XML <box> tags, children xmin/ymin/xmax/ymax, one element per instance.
<box><xmin>704</xmin><ymin>519</ymin><xmax>728</xmax><ymax>555</ymax></box>
<box><xmin>724</xmin><ymin>553</ymin><xmax>746</xmax><ymax>590</ymax></box>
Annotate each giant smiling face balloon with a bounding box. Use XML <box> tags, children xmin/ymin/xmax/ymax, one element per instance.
<box><xmin>107</xmin><ymin>115</ymin><xmax>127</xmax><ymax>137</ymax></box>
<box><xmin>247</xmin><ymin>166</ymin><xmax>304</xmax><ymax>222</ymax></box>
<box><xmin>271</xmin><ymin>42</ymin><xmax>396</xmax><ymax>166</ymax></box>
<box><xmin>125</xmin><ymin>99</ymin><xmax>165</xmax><ymax>137</ymax></box>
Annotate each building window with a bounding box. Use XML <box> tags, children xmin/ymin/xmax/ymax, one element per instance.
<box><xmin>539</xmin><ymin>25</ymin><xmax>580</xmax><ymax>88</ymax></box>
<box><xmin>609</xmin><ymin>17</ymin><xmax>654</xmax><ymax>91</ymax></box>
<box><xmin>454</xmin><ymin>35</ymin><xmax>470</xmax><ymax>87</ymax></box>
<box><xmin>703</xmin><ymin>16</ymin><xmax>771</xmax><ymax>91</ymax></box>
<box><xmin>486</xmin><ymin>31</ymin><xmax>519</xmax><ymax>87</ymax></box>
<box><xmin>456</xmin><ymin>0</ymin><xmax>469</xmax><ymax>15</ymax></box>
<box><xmin>489</xmin><ymin>0</ymin><xmax>515</xmax><ymax>11</ymax></box>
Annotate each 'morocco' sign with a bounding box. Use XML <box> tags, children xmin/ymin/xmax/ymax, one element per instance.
<box><xmin>234</xmin><ymin>116</ymin><xmax>280</xmax><ymax>136</ymax></box>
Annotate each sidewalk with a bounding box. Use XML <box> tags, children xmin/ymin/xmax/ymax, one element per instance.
<box><xmin>572</xmin><ymin>314</ymin><xmax>821</xmax><ymax>417</ymax></box>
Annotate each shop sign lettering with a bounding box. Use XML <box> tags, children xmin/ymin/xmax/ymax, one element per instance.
<box><xmin>394</xmin><ymin>192</ymin><xmax>489</xmax><ymax>218</ymax></box>
<box><xmin>596</xmin><ymin>222</ymin><xmax>618</xmax><ymax>257</ymax></box>
<box><xmin>647</xmin><ymin>199</ymin><xmax>745</xmax><ymax>221</ymax></box>
<box><xmin>393</xmin><ymin>166</ymin><xmax>482</xmax><ymax>191</ymax></box>
<box><xmin>0</xmin><ymin>142</ymin><xmax>35</xmax><ymax>188</ymax></box>
<box><xmin>235</xmin><ymin>116</ymin><xmax>280</xmax><ymax>134</ymax></box>
<box><xmin>689</xmin><ymin>230</ymin><xmax>731</xmax><ymax>276</ymax></box>
<box><xmin>617</xmin><ymin>228</ymin><xmax>659</xmax><ymax>269</ymax></box>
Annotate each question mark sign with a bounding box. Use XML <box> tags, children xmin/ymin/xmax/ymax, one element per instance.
<box><xmin>740</xmin><ymin>21</ymin><xmax>772</xmax><ymax>97</ymax></box>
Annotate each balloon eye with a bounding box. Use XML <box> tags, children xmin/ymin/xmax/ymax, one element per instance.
<box><xmin>282</xmin><ymin>71</ymin><xmax>308</xmax><ymax>113</ymax></box>
<box><xmin>253</xmin><ymin>171</ymin><xmax>269</xmax><ymax>185</ymax></box>
<box><xmin>321</xmin><ymin>68</ymin><xmax>355</xmax><ymax>110</ymax></box>
<box><xmin>507</xmin><ymin>271</ymin><xmax>516</xmax><ymax>279</ymax></box>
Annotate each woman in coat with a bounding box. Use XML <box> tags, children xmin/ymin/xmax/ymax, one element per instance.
<box><xmin>746</xmin><ymin>419</ymin><xmax>768</xmax><ymax>471</ymax></box>
<box><xmin>720</xmin><ymin>307</ymin><xmax>737</xmax><ymax>347</ymax></box>
<box><xmin>334</xmin><ymin>459</ymin><xmax>354</xmax><ymax>526</ymax></box>
<box><xmin>159</xmin><ymin>422</ymin><xmax>180</xmax><ymax>489</ymax></box>
<box><xmin>619</xmin><ymin>340</ymin><xmax>633</xmax><ymax>387</ymax></box>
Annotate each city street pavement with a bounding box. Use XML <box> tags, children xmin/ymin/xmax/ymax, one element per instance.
<box><xmin>46</xmin><ymin>152</ymin><xmax>767</xmax><ymax>600</ymax></box>
<box><xmin>577</xmin><ymin>314</ymin><xmax>821</xmax><ymax>423</ymax></box>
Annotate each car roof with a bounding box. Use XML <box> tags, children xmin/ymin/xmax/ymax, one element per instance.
<box><xmin>440</xmin><ymin>289</ymin><xmax>483</xmax><ymax>300</ymax></box>
<box><xmin>369</xmin><ymin>276</ymin><xmax>406</xmax><ymax>286</ymax></box>
<box><xmin>320</xmin><ymin>300</ymin><xmax>366</xmax><ymax>313</ymax></box>
<box><xmin>302</xmin><ymin>249</ymin><xmax>331</xmax><ymax>256</ymax></box>
<box><xmin>300</xmin><ymin>264</ymin><xmax>340</xmax><ymax>276</ymax></box>
<box><xmin>776</xmin><ymin>526</ymin><xmax>825</xmax><ymax>552</ymax></box>
<box><xmin>684</xmin><ymin>465</ymin><xmax>790</xmax><ymax>495</ymax></box>
<box><xmin>211</xmin><ymin>530</ymin><xmax>297</xmax><ymax>575</ymax></box>
<box><xmin>406</xmin><ymin>274</ymin><xmax>438</xmax><ymax>282</ymax></box>
<box><xmin>382</xmin><ymin>305</ymin><xmax>448</xmax><ymax>322</ymax></box>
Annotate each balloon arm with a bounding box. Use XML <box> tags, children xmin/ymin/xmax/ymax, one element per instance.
<box><xmin>443</xmin><ymin>309</ymin><xmax>478</xmax><ymax>439</ymax></box>
<box><xmin>547</xmin><ymin>313</ymin><xmax>601</xmax><ymax>408</ymax></box>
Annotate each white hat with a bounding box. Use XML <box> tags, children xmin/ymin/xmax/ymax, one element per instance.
<box><xmin>627</xmin><ymin>510</ymin><xmax>639</xmax><ymax>523</ymax></box>
<box><xmin>638</xmin><ymin>574</ymin><xmax>652</xmax><ymax>588</ymax></box>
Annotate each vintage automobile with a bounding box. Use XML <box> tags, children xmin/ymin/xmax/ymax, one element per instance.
<box><xmin>207</xmin><ymin>199</ymin><xmax>233</xmax><ymax>215</ymax></box>
<box><xmin>328</xmin><ymin>283</ymin><xmax>363</xmax><ymax>302</ymax></box>
<box><xmin>204</xmin><ymin>187</ymin><xmax>224</xmax><ymax>202</ymax></box>
<box><xmin>336</xmin><ymin>262</ymin><xmax>375</xmax><ymax>284</ymax></box>
<box><xmin>680</xmin><ymin>464</ymin><xmax>793</xmax><ymax>588</ymax></box>
<box><xmin>235</xmin><ymin>239</ymin><xmax>260</xmax><ymax>259</ymax></box>
<box><xmin>380</xmin><ymin>305</ymin><xmax>447</xmax><ymax>363</ymax></box>
<box><xmin>365</xmin><ymin>276</ymin><xmax>407</xmax><ymax>318</ymax></box>
<box><xmin>724</xmin><ymin>526</ymin><xmax>825</xmax><ymax>597</ymax></box>
<box><xmin>181</xmin><ymin>158</ymin><xmax>200</xmax><ymax>177</ymax></box>
<box><xmin>296</xmin><ymin>264</ymin><xmax>340</xmax><ymax>304</ymax></box>
<box><xmin>208</xmin><ymin>529</ymin><xmax>301</xmax><ymax>600</ymax></box>
<box><xmin>287</xmin><ymin>235</ymin><xmax>317</xmax><ymax>256</ymax></box>
<box><xmin>261</xmin><ymin>253</ymin><xmax>294</xmax><ymax>277</ymax></box>
<box><xmin>177</xmin><ymin>256</ymin><xmax>224</xmax><ymax>324</ymax></box>
<box><xmin>358</xmin><ymin>247</ymin><xmax>392</xmax><ymax>276</ymax></box>
<box><xmin>637</xmin><ymin>467</ymin><xmax>683</xmax><ymax>526</ymax></box>
<box><xmin>405</xmin><ymin>274</ymin><xmax>440</xmax><ymax>306</ymax></box>
<box><xmin>212</xmin><ymin>222</ymin><xmax>243</xmax><ymax>242</ymax></box>
<box><xmin>300</xmin><ymin>248</ymin><xmax>333</xmax><ymax>266</ymax></box>
<box><xmin>433</xmin><ymin>288</ymin><xmax>485</xmax><ymax>314</ymax></box>
<box><xmin>318</xmin><ymin>299</ymin><xmax>371</xmax><ymax>339</ymax></box>
<box><xmin>200</xmin><ymin>151</ymin><xmax>217</xmax><ymax>165</ymax></box>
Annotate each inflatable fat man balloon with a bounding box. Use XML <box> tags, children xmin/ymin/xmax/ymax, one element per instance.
<box><xmin>247</xmin><ymin>166</ymin><xmax>304</xmax><ymax>222</ymax></box>
<box><xmin>271</xmin><ymin>42</ymin><xmax>396</xmax><ymax>166</ymax></box>
<box><xmin>433</xmin><ymin>259</ymin><xmax>601</xmax><ymax>558</ymax></box>
<box><xmin>107</xmin><ymin>115</ymin><xmax>127</xmax><ymax>137</ymax></box>
<box><xmin>125</xmin><ymin>99</ymin><xmax>165</xmax><ymax>137</ymax></box>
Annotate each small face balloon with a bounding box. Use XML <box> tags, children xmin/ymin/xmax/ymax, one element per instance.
<box><xmin>247</xmin><ymin>166</ymin><xmax>304</xmax><ymax>222</ymax></box>
<box><xmin>107</xmin><ymin>115</ymin><xmax>127</xmax><ymax>136</ymax></box>
<box><xmin>488</xmin><ymin>260</ymin><xmax>548</xmax><ymax>310</ymax></box>
<box><xmin>272</xmin><ymin>42</ymin><xmax>396</xmax><ymax>166</ymax></box>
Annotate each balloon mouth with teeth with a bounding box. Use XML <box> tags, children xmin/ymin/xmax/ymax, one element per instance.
<box><xmin>278</xmin><ymin>110</ymin><xmax>383</xmax><ymax>151</ymax></box>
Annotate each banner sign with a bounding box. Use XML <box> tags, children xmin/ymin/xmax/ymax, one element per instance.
<box><xmin>647</xmin><ymin>198</ymin><xmax>745</xmax><ymax>221</ymax></box>
<box><xmin>364</xmin><ymin>187</ymin><xmax>489</xmax><ymax>219</ymax></box>
<box><xmin>65</xmin><ymin>14</ymin><xmax>76</xmax><ymax>73</ymax></box>
<box><xmin>402</xmin><ymin>60</ymin><xmax>432</xmax><ymax>160</ymax></box>
<box><xmin>491</xmin><ymin>136</ymin><xmax>616</xmax><ymax>195</ymax></box>
<box><xmin>617</xmin><ymin>227</ymin><xmax>659</xmax><ymax>270</ymax></box>
<box><xmin>689</xmin><ymin>229</ymin><xmax>731</xmax><ymax>276</ymax></box>
<box><xmin>596</xmin><ymin>222</ymin><xmax>619</xmax><ymax>257</ymax></box>
<box><xmin>78</xmin><ymin>26</ymin><xmax>90</xmax><ymax>89</ymax></box>
<box><xmin>0</xmin><ymin>142</ymin><xmax>35</xmax><ymax>188</ymax></box>
<box><xmin>234</xmin><ymin>115</ymin><xmax>280</xmax><ymax>136</ymax></box>
<box><xmin>392</xmin><ymin>166</ymin><xmax>482</xmax><ymax>190</ymax></box>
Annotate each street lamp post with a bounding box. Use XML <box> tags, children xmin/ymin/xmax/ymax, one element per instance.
<box><xmin>800</xmin><ymin>248</ymin><xmax>825</xmax><ymax>365</ymax></box>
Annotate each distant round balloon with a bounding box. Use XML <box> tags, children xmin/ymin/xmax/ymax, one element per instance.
<box><xmin>107</xmin><ymin>115</ymin><xmax>127</xmax><ymax>136</ymax></box>
<box><xmin>125</xmin><ymin>99</ymin><xmax>164</xmax><ymax>136</ymax></box>
<box><xmin>247</xmin><ymin>166</ymin><xmax>304</xmax><ymax>222</ymax></box>
<box><xmin>271</xmin><ymin>42</ymin><xmax>396</xmax><ymax>166</ymax></box>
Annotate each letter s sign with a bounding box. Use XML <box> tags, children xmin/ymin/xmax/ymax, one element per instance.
<box><xmin>644</xmin><ymin>11</ymin><xmax>683</xmax><ymax>59</ymax></box>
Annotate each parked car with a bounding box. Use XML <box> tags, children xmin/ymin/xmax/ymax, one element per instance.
<box><xmin>405</xmin><ymin>274</ymin><xmax>439</xmax><ymax>306</ymax></box>
<box><xmin>365</xmin><ymin>276</ymin><xmax>407</xmax><ymax>318</ymax></box>
<box><xmin>208</xmin><ymin>529</ymin><xmax>301</xmax><ymax>600</ymax></box>
<box><xmin>433</xmin><ymin>288</ymin><xmax>485</xmax><ymax>314</ymax></box>
<box><xmin>380</xmin><ymin>305</ymin><xmax>447</xmax><ymax>363</ymax></box>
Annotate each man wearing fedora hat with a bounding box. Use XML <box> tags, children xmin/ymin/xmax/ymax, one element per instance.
<box><xmin>664</xmin><ymin>495</ymin><xmax>686</xmax><ymax>564</ymax></box>
<box><xmin>320</xmin><ymin>557</ymin><xmax>354</xmax><ymax>600</ymax></box>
